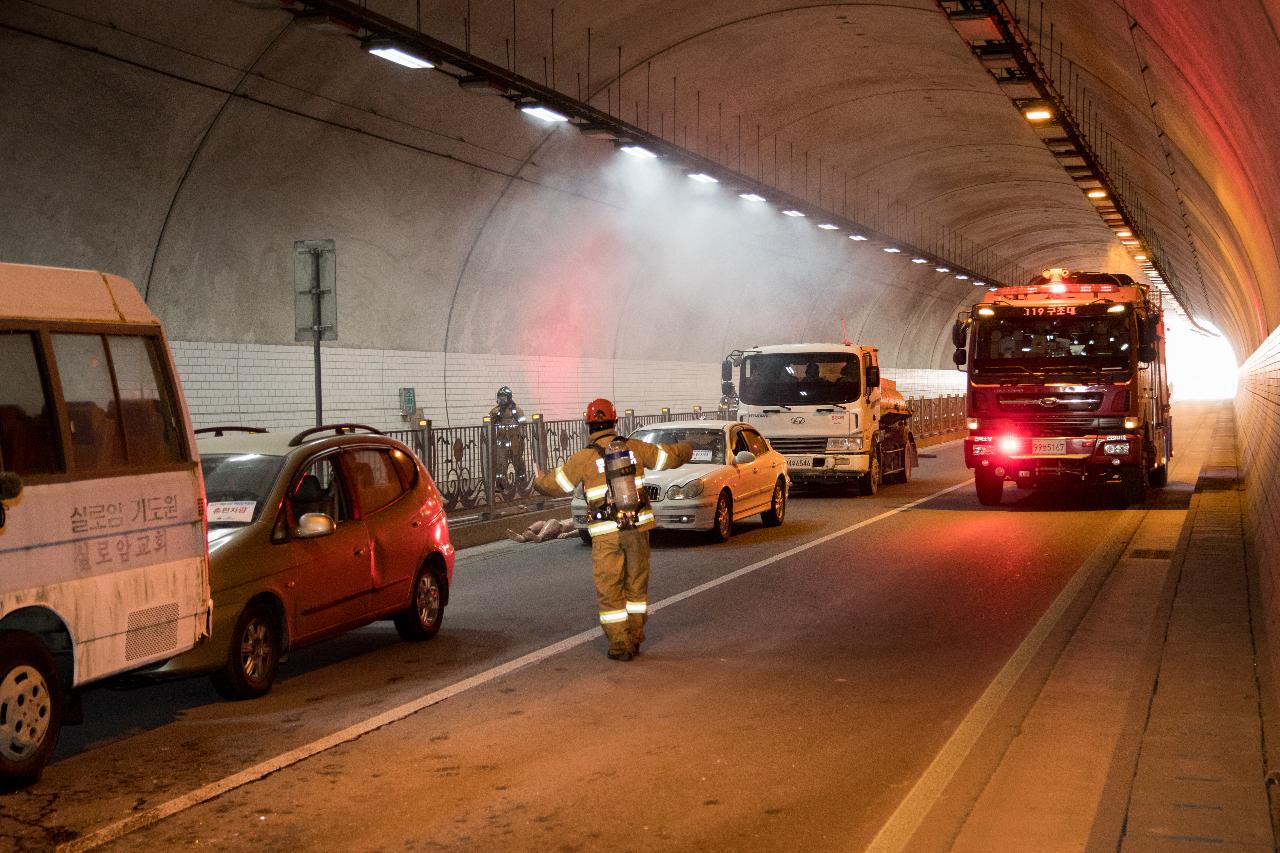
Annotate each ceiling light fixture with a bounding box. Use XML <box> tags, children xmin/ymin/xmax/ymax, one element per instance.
<box><xmin>1022</xmin><ymin>100</ymin><xmax>1055</xmax><ymax>122</ymax></box>
<box><xmin>883</xmin><ymin>247</ymin><xmax>901</xmax><ymax>253</ymax></box>
<box><xmin>618</xmin><ymin>144</ymin><xmax>657</xmax><ymax>159</ymax></box>
<box><xmin>520</xmin><ymin>104</ymin><xmax>569</xmax><ymax>123</ymax></box>
<box><xmin>1116</xmin><ymin>230</ymin><xmax>1133</xmax><ymax>238</ymax></box>
<box><xmin>1086</xmin><ymin>188</ymin><xmax>1108</xmax><ymax>199</ymax></box>
<box><xmin>911</xmin><ymin>257</ymin><xmax>929</xmax><ymax>264</ymax></box>
<box><xmin>688</xmin><ymin>172</ymin><xmax>718</xmax><ymax>184</ymax></box>
<box><xmin>739</xmin><ymin>192</ymin><xmax>766</xmax><ymax>202</ymax></box>
<box><xmin>956</xmin><ymin>274</ymin><xmax>970</xmax><ymax>280</ymax></box>
<box><xmin>935</xmin><ymin>266</ymin><xmax>950</xmax><ymax>273</ymax></box>
<box><xmin>849</xmin><ymin>234</ymin><xmax>868</xmax><ymax>241</ymax></box>
<box><xmin>817</xmin><ymin>223</ymin><xmax>839</xmax><ymax>230</ymax></box>
<box><xmin>1134</xmin><ymin>254</ymin><xmax>1148</xmax><ymax>261</ymax></box>
<box><xmin>782</xmin><ymin>209</ymin><xmax>806</xmax><ymax>217</ymax></box>
<box><xmin>363</xmin><ymin>38</ymin><xmax>435</xmax><ymax>69</ymax></box>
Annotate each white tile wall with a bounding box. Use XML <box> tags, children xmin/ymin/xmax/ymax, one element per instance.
<box><xmin>171</xmin><ymin>340</ymin><xmax>966</xmax><ymax>429</ymax></box>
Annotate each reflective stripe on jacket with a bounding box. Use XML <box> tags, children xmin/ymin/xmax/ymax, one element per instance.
<box><xmin>533</xmin><ymin>428</ymin><xmax>692</xmax><ymax>535</ymax></box>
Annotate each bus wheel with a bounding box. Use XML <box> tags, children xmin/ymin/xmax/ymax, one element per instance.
<box><xmin>975</xmin><ymin>471</ymin><xmax>1004</xmax><ymax>506</ymax></box>
<box><xmin>0</xmin><ymin>631</ymin><xmax>62</xmax><ymax>789</ymax></box>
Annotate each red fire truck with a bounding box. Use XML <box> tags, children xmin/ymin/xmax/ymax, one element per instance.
<box><xmin>953</xmin><ymin>269</ymin><xmax>1172</xmax><ymax>505</ymax></box>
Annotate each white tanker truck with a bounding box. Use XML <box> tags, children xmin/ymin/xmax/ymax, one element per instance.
<box><xmin>721</xmin><ymin>342</ymin><xmax>916</xmax><ymax>494</ymax></box>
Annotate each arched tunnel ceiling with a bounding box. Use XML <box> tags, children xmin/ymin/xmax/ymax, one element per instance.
<box><xmin>1</xmin><ymin>0</ymin><xmax>1277</xmax><ymax>370</ymax></box>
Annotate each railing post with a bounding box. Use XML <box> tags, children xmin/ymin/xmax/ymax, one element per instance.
<box><xmin>484</xmin><ymin>421</ymin><xmax>496</xmax><ymax>513</ymax></box>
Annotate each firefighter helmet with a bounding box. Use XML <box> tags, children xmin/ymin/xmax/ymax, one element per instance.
<box><xmin>584</xmin><ymin>398</ymin><xmax>617</xmax><ymax>424</ymax></box>
<box><xmin>497</xmin><ymin>385</ymin><xmax>513</xmax><ymax>402</ymax></box>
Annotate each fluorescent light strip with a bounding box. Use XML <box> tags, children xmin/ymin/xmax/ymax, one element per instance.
<box><xmin>883</xmin><ymin>247</ymin><xmax>901</xmax><ymax>253</ymax></box>
<box><xmin>368</xmin><ymin>46</ymin><xmax>434</xmax><ymax>69</ymax></box>
<box><xmin>688</xmin><ymin>172</ymin><xmax>718</xmax><ymax>184</ymax></box>
<box><xmin>521</xmin><ymin>105</ymin><xmax>569</xmax><ymax>122</ymax></box>
<box><xmin>849</xmin><ymin>234</ymin><xmax>868</xmax><ymax>241</ymax></box>
<box><xmin>619</xmin><ymin>145</ymin><xmax>657</xmax><ymax>159</ymax></box>
<box><xmin>782</xmin><ymin>209</ymin><xmax>805</xmax><ymax>217</ymax></box>
<box><xmin>818</xmin><ymin>223</ymin><xmax>839</xmax><ymax>230</ymax></box>
<box><xmin>935</xmin><ymin>267</ymin><xmax>950</xmax><ymax>273</ymax></box>
<box><xmin>739</xmin><ymin>193</ymin><xmax>766</xmax><ymax>202</ymax></box>
<box><xmin>911</xmin><ymin>257</ymin><xmax>928</xmax><ymax>264</ymax></box>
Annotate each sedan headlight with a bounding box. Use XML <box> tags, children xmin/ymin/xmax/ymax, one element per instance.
<box><xmin>827</xmin><ymin>435</ymin><xmax>863</xmax><ymax>451</ymax></box>
<box><xmin>666</xmin><ymin>480</ymin><xmax>705</xmax><ymax>500</ymax></box>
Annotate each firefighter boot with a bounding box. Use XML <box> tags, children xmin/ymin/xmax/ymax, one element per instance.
<box><xmin>626</xmin><ymin>613</ymin><xmax>646</xmax><ymax>655</ymax></box>
<box><xmin>603</xmin><ymin>622</ymin><xmax>633</xmax><ymax>661</ymax></box>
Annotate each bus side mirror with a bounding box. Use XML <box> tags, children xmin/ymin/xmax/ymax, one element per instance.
<box><xmin>865</xmin><ymin>365</ymin><xmax>880</xmax><ymax>388</ymax></box>
<box><xmin>951</xmin><ymin>321</ymin><xmax>967</xmax><ymax>349</ymax></box>
<box><xmin>1138</xmin><ymin>343</ymin><xmax>1156</xmax><ymax>364</ymax></box>
<box><xmin>721</xmin><ymin>381</ymin><xmax>735</xmax><ymax>397</ymax></box>
<box><xmin>953</xmin><ymin>348</ymin><xmax>967</xmax><ymax>367</ymax></box>
<box><xmin>721</xmin><ymin>360</ymin><xmax>732</xmax><ymax>382</ymax></box>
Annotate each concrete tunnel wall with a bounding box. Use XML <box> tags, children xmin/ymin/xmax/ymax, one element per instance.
<box><xmin>0</xmin><ymin>5</ymin><xmax>970</xmax><ymax>430</ymax></box>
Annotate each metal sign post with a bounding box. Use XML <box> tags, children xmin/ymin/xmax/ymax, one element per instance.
<box><xmin>294</xmin><ymin>240</ymin><xmax>337</xmax><ymax>426</ymax></box>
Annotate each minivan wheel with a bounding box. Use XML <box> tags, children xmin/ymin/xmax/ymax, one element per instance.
<box><xmin>0</xmin><ymin>631</ymin><xmax>62</xmax><ymax>789</ymax></box>
<box><xmin>394</xmin><ymin>567</ymin><xmax>444</xmax><ymax>641</ymax></box>
<box><xmin>213</xmin><ymin>601</ymin><xmax>281</xmax><ymax>701</ymax></box>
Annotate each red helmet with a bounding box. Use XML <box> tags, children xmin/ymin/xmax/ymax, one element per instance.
<box><xmin>584</xmin><ymin>398</ymin><xmax>617</xmax><ymax>423</ymax></box>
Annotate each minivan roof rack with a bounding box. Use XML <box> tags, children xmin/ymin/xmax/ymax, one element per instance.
<box><xmin>194</xmin><ymin>426</ymin><xmax>269</xmax><ymax>437</ymax></box>
<box><xmin>288</xmin><ymin>423</ymin><xmax>385</xmax><ymax>447</ymax></box>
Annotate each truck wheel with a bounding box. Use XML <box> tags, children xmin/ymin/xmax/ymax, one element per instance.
<box><xmin>1148</xmin><ymin>463</ymin><xmax>1168</xmax><ymax>488</ymax></box>
<box><xmin>859</xmin><ymin>448</ymin><xmax>882</xmax><ymax>496</ymax></box>
<box><xmin>0</xmin><ymin>631</ymin><xmax>63</xmax><ymax>790</ymax></box>
<box><xmin>1121</xmin><ymin>466</ymin><xmax>1148</xmax><ymax>505</ymax></box>
<box><xmin>761</xmin><ymin>479</ymin><xmax>786</xmax><ymax>527</ymax></box>
<box><xmin>975</xmin><ymin>470</ymin><xmax>1003</xmax><ymax>506</ymax></box>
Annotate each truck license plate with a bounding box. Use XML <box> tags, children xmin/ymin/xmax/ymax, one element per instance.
<box><xmin>785</xmin><ymin>456</ymin><xmax>812</xmax><ymax>468</ymax></box>
<box><xmin>1032</xmin><ymin>438</ymin><xmax>1066</xmax><ymax>455</ymax></box>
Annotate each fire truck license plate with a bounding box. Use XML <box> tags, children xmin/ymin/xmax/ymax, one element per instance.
<box><xmin>785</xmin><ymin>456</ymin><xmax>812</xmax><ymax>468</ymax></box>
<box><xmin>1032</xmin><ymin>439</ymin><xmax>1066</xmax><ymax>455</ymax></box>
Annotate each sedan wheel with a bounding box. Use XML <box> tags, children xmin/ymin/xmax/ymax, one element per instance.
<box><xmin>761</xmin><ymin>479</ymin><xmax>786</xmax><ymax>527</ymax></box>
<box><xmin>212</xmin><ymin>602</ymin><xmax>281</xmax><ymax>701</ymax></box>
<box><xmin>395</xmin><ymin>567</ymin><xmax>444</xmax><ymax>641</ymax></box>
<box><xmin>709</xmin><ymin>491</ymin><xmax>733</xmax><ymax>542</ymax></box>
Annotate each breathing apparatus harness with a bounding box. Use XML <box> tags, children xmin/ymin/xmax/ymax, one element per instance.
<box><xmin>587</xmin><ymin>432</ymin><xmax>649</xmax><ymax>530</ymax></box>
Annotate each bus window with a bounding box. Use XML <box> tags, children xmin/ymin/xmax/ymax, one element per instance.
<box><xmin>108</xmin><ymin>335</ymin><xmax>185</xmax><ymax>465</ymax></box>
<box><xmin>52</xmin><ymin>333</ymin><xmax>127</xmax><ymax>471</ymax></box>
<box><xmin>0</xmin><ymin>331</ymin><xmax>62</xmax><ymax>475</ymax></box>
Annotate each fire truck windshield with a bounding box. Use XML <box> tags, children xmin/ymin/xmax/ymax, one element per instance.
<box><xmin>739</xmin><ymin>353</ymin><xmax>861</xmax><ymax>406</ymax></box>
<box><xmin>972</xmin><ymin>313</ymin><xmax>1133</xmax><ymax>370</ymax></box>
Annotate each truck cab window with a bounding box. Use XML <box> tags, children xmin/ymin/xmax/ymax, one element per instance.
<box><xmin>0</xmin><ymin>331</ymin><xmax>62</xmax><ymax>475</ymax></box>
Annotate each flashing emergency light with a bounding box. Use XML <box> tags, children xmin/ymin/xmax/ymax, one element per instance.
<box><xmin>997</xmin><ymin>436</ymin><xmax>1022</xmax><ymax>454</ymax></box>
<box><xmin>1108</xmin><ymin>304</ymin><xmax>1127</xmax><ymax>313</ymax></box>
<box><xmin>1047</xmin><ymin>282</ymin><xmax>1068</xmax><ymax>293</ymax></box>
<box><xmin>977</xmin><ymin>307</ymin><xmax>995</xmax><ymax>316</ymax></box>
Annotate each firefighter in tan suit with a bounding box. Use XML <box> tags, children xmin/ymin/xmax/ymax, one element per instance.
<box><xmin>534</xmin><ymin>399</ymin><xmax>692</xmax><ymax>661</ymax></box>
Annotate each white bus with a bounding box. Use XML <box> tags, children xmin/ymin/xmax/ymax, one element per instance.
<box><xmin>0</xmin><ymin>263</ymin><xmax>210</xmax><ymax>787</ymax></box>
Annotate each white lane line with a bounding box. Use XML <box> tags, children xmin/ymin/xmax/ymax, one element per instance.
<box><xmin>60</xmin><ymin>478</ymin><xmax>973</xmax><ymax>853</ymax></box>
<box><xmin>862</xmin><ymin>506</ymin><xmax>1140</xmax><ymax>853</ymax></box>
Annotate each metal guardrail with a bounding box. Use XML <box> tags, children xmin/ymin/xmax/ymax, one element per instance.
<box><xmin>388</xmin><ymin>397</ymin><xmax>964</xmax><ymax>517</ymax></box>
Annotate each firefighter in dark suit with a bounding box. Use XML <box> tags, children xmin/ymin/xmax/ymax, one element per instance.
<box><xmin>533</xmin><ymin>399</ymin><xmax>692</xmax><ymax>660</ymax></box>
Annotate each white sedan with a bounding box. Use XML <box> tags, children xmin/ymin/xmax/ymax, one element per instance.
<box><xmin>571</xmin><ymin>420</ymin><xmax>790</xmax><ymax>542</ymax></box>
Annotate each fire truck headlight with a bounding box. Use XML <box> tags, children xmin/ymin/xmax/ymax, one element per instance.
<box><xmin>967</xmin><ymin>418</ymin><xmax>979</xmax><ymax>430</ymax></box>
<box><xmin>1123</xmin><ymin>417</ymin><xmax>1139</xmax><ymax>429</ymax></box>
<box><xmin>997</xmin><ymin>436</ymin><xmax>1022</xmax><ymax>454</ymax></box>
<box><xmin>1103</xmin><ymin>442</ymin><xmax>1131</xmax><ymax>455</ymax></box>
<box><xmin>827</xmin><ymin>436</ymin><xmax>863</xmax><ymax>452</ymax></box>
